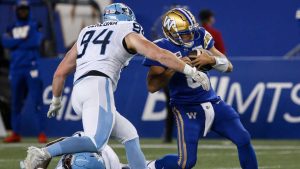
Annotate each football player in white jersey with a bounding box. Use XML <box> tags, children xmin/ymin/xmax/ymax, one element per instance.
<box><xmin>21</xmin><ymin>132</ymin><xmax>123</xmax><ymax>169</ymax></box>
<box><xmin>21</xmin><ymin>3</ymin><xmax>210</xmax><ymax>169</ymax></box>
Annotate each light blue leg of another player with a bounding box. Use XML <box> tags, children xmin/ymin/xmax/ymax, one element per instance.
<box><xmin>124</xmin><ymin>138</ymin><xmax>147</xmax><ymax>169</ymax></box>
<box><xmin>46</xmin><ymin>78</ymin><xmax>114</xmax><ymax>157</ymax></box>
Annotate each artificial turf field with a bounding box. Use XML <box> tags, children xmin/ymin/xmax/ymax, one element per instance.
<box><xmin>0</xmin><ymin>139</ymin><xmax>299</xmax><ymax>169</ymax></box>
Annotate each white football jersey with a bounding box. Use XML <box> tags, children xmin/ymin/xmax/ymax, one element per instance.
<box><xmin>74</xmin><ymin>21</ymin><xmax>143</xmax><ymax>90</ymax></box>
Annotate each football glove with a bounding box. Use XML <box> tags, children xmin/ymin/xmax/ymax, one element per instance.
<box><xmin>47</xmin><ymin>96</ymin><xmax>62</xmax><ymax>118</ymax></box>
<box><xmin>191</xmin><ymin>70</ymin><xmax>210</xmax><ymax>91</ymax></box>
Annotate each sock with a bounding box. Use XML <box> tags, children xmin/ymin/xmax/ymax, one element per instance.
<box><xmin>46</xmin><ymin>136</ymin><xmax>97</xmax><ymax>157</ymax></box>
<box><xmin>124</xmin><ymin>138</ymin><xmax>147</xmax><ymax>169</ymax></box>
<box><xmin>237</xmin><ymin>143</ymin><xmax>258</xmax><ymax>169</ymax></box>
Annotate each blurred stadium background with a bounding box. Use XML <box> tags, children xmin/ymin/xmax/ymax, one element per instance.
<box><xmin>0</xmin><ymin>0</ymin><xmax>299</xmax><ymax>168</ymax></box>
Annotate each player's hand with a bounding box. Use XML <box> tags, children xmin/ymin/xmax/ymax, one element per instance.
<box><xmin>47</xmin><ymin>97</ymin><xmax>62</xmax><ymax>118</ymax></box>
<box><xmin>189</xmin><ymin>49</ymin><xmax>216</xmax><ymax>69</ymax></box>
<box><xmin>180</xmin><ymin>57</ymin><xmax>192</xmax><ymax>66</ymax></box>
<box><xmin>190</xmin><ymin>69</ymin><xmax>210</xmax><ymax>91</ymax></box>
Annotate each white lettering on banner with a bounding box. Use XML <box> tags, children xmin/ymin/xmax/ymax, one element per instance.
<box><xmin>291</xmin><ymin>83</ymin><xmax>300</xmax><ymax>105</ymax></box>
<box><xmin>141</xmin><ymin>76</ymin><xmax>300</xmax><ymax>123</ymax></box>
<box><xmin>216</xmin><ymin>76</ymin><xmax>230</xmax><ymax>99</ymax></box>
<box><xmin>266</xmin><ymin>83</ymin><xmax>293</xmax><ymax>123</ymax></box>
<box><xmin>43</xmin><ymin>86</ymin><xmax>53</xmax><ymax>105</ymax></box>
<box><xmin>284</xmin><ymin>84</ymin><xmax>300</xmax><ymax>123</ymax></box>
<box><xmin>210</xmin><ymin>76</ymin><xmax>218</xmax><ymax>91</ymax></box>
<box><xmin>43</xmin><ymin>85</ymin><xmax>81</xmax><ymax>121</ymax></box>
<box><xmin>226</xmin><ymin>82</ymin><xmax>265</xmax><ymax>122</ymax></box>
<box><xmin>142</xmin><ymin>92</ymin><xmax>167</xmax><ymax>121</ymax></box>
<box><xmin>42</xmin><ymin>78</ymin><xmax>300</xmax><ymax>123</ymax></box>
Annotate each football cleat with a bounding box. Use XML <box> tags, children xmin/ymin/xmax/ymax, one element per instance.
<box><xmin>38</xmin><ymin>132</ymin><xmax>48</xmax><ymax>143</ymax></box>
<box><xmin>22</xmin><ymin>146</ymin><xmax>51</xmax><ymax>169</ymax></box>
<box><xmin>147</xmin><ymin>160</ymin><xmax>156</xmax><ymax>169</ymax></box>
<box><xmin>3</xmin><ymin>132</ymin><xmax>21</xmax><ymax>143</ymax></box>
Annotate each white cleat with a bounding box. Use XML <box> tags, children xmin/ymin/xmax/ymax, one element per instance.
<box><xmin>147</xmin><ymin>160</ymin><xmax>156</xmax><ymax>169</ymax></box>
<box><xmin>22</xmin><ymin>146</ymin><xmax>51</xmax><ymax>169</ymax></box>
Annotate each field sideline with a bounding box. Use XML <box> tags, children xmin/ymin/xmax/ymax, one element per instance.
<box><xmin>0</xmin><ymin>139</ymin><xmax>299</xmax><ymax>169</ymax></box>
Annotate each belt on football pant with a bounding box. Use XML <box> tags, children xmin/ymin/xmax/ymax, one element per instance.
<box><xmin>75</xmin><ymin>70</ymin><xmax>109</xmax><ymax>83</ymax></box>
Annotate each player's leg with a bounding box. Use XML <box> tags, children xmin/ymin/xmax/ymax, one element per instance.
<box><xmin>111</xmin><ymin>111</ymin><xmax>147</xmax><ymax>169</ymax></box>
<box><xmin>25</xmin><ymin>69</ymin><xmax>47</xmax><ymax>142</ymax></box>
<box><xmin>4</xmin><ymin>71</ymin><xmax>25</xmax><ymax>142</ymax></box>
<box><xmin>152</xmin><ymin>105</ymin><xmax>204</xmax><ymax>169</ymax></box>
<box><xmin>211</xmin><ymin>101</ymin><xmax>258</xmax><ymax>169</ymax></box>
<box><xmin>102</xmin><ymin>145</ymin><xmax>122</xmax><ymax>169</ymax></box>
<box><xmin>46</xmin><ymin>77</ymin><xmax>115</xmax><ymax>156</ymax></box>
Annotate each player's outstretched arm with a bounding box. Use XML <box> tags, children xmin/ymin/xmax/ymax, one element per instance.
<box><xmin>52</xmin><ymin>43</ymin><xmax>77</xmax><ymax>97</ymax></box>
<box><xmin>47</xmin><ymin>43</ymin><xmax>77</xmax><ymax>118</ymax></box>
<box><xmin>125</xmin><ymin>33</ymin><xmax>193</xmax><ymax>75</ymax></box>
<box><xmin>147</xmin><ymin>66</ymin><xmax>175</xmax><ymax>93</ymax></box>
<box><xmin>146</xmin><ymin>57</ymin><xmax>192</xmax><ymax>93</ymax></box>
<box><xmin>125</xmin><ymin>32</ymin><xmax>210</xmax><ymax>89</ymax></box>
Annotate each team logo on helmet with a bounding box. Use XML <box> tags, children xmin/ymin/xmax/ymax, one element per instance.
<box><xmin>163</xmin><ymin>16</ymin><xmax>176</xmax><ymax>31</ymax></box>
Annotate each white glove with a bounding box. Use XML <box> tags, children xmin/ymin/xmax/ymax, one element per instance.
<box><xmin>191</xmin><ymin>70</ymin><xmax>210</xmax><ymax>91</ymax></box>
<box><xmin>47</xmin><ymin>96</ymin><xmax>62</xmax><ymax>118</ymax></box>
<box><xmin>183</xmin><ymin>65</ymin><xmax>210</xmax><ymax>91</ymax></box>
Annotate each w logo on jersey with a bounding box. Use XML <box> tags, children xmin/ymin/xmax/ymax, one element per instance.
<box><xmin>186</xmin><ymin>112</ymin><xmax>197</xmax><ymax>119</ymax></box>
<box><xmin>163</xmin><ymin>16</ymin><xmax>176</xmax><ymax>30</ymax></box>
<box><xmin>12</xmin><ymin>25</ymin><xmax>29</xmax><ymax>39</ymax></box>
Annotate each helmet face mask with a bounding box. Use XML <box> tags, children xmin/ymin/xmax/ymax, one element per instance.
<box><xmin>162</xmin><ymin>8</ymin><xmax>198</xmax><ymax>48</ymax></box>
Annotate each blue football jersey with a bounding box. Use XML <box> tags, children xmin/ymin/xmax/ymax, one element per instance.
<box><xmin>142</xmin><ymin>27</ymin><xmax>219</xmax><ymax>104</ymax></box>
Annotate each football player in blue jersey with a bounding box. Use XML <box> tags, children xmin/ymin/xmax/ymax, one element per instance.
<box><xmin>142</xmin><ymin>8</ymin><xmax>258</xmax><ymax>169</ymax></box>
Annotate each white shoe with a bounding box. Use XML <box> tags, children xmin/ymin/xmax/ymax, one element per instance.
<box><xmin>22</xmin><ymin>146</ymin><xmax>51</xmax><ymax>169</ymax></box>
<box><xmin>147</xmin><ymin>160</ymin><xmax>156</xmax><ymax>169</ymax></box>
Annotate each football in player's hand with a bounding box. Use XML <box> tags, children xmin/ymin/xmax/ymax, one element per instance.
<box><xmin>188</xmin><ymin>49</ymin><xmax>213</xmax><ymax>72</ymax></box>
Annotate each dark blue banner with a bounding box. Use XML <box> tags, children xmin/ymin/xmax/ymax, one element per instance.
<box><xmin>20</xmin><ymin>58</ymin><xmax>300</xmax><ymax>138</ymax></box>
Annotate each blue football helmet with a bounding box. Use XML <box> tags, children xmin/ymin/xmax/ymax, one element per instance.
<box><xmin>55</xmin><ymin>132</ymin><xmax>106</xmax><ymax>169</ymax></box>
<box><xmin>103</xmin><ymin>3</ymin><xmax>136</xmax><ymax>22</ymax></box>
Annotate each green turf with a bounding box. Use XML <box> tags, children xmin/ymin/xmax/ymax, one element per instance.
<box><xmin>0</xmin><ymin>139</ymin><xmax>300</xmax><ymax>169</ymax></box>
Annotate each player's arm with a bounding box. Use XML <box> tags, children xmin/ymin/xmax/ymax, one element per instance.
<box><xmin>147</xmin><ymin>66</ymin><xmax>174</xmax><ymax>93</ymax></box>
<box><xmin>1</xmin><ymin>29</ymin><xmax>23</xmax><ymax>49</ymax></box>
<box><xmin>125</xmin><ymin>32</ymin><xmax>196</xmax><ymax>77</ymax></box>
<box><xmin>209</xmin><ymin>46</ymin><xmax>233</xmax><ymax>72</ymax></box>
<box><xmin>52</xmin><ymin>43</ymin><xmax>77</xmax><ymax>97</ymax></box>
<box><xmin>147</xmin><ymin>57</ymin><xmax>192</xmax><ymax>93</ymax></box>
<box><xmin>190</xmin><ymin>46</ymin><xmax>233</xmax><ymax>72</ymax></box>
<box><xmin>47</xmin><ymin>43</ymin><xmax>77</xmax><ymax>118</ymax></box>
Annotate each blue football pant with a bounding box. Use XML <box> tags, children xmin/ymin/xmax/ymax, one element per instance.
<box><xmin>10</xmin><ymin>68</ymin><xmax>45</xmax><ymax>134</ymax></box>
<box><xmin>155</xmin><ymin>100</ymin><xmax>258</xmax><ymax>169</ymax></box>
